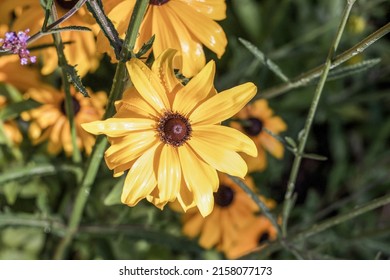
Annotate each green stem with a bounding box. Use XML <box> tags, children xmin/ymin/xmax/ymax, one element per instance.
<box><xmin>50</xmin><ymin>4</ymin><xmax>82</xmax><ymax>164</ymax></box>
<box><xmin>281</xmin><ymin>0</ymin><xmax>356</xmax><ymax>237</ymax></box>
<box><xmin>261</xmin><ymin>21</ymin><xmax>390</xmax><ymax>99</ymax></box>
<box><xmin>53</xmin><ymin>0</ymin><xmax>149</xmax><ymax>260</ymax></box>
<box><xmin>244</xmin><ymin>192</ymin><xmax>390</xmax><ymax>259</ymax></box>
<box><xmin>230</xmin><ymin>176</ymin><xmax>282</xmax><ymax>237</ymax></box>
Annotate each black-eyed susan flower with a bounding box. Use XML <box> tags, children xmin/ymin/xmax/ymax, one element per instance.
<box><xmin>0</xmin><ymin>95</ymin><xmax>23</xmax><ymax>145</ymax></box>
<box><xmin>231</xmin><ymin>99</ymin><xmax>287</xmax><ymax>172</ymax></box>
<box><xmin>181</xmin><ymin>173</ymin><xmax>276</xmax><ymax>257</ymax></box>
<box><xmin>0</xmin><ymin>0</ymin><xmax>100</xmax><ymax>76</ymax></box>
<box><xmin>82</xmin><ymin>49</ymin><xmax>257</xmax><ymax>217</ymax></box>
<box><xmin>96</xmin><ymin>0</ymin><xmax>227</xmax><ymax>77</ymax></box>
<box><xmin>225</xmin><ymin>215</ymin><xmax>278</xmax><ymax>259</ymax></box>
<box><xmin>24</xmin><ymin>85</ymin><xmax>106</xmax><ymax>156</ymax></box>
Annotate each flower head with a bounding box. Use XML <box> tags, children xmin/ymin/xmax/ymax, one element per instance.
<box><xmin>0</xmin><ymin>29</ymin><xmax>36</xmax><ymax>65</ymax></box>
<box><xmin>82</xmin><ymin>49</ymin><xmax>257</xmax><ymax>217</ymax></box>
<box><xmin>96</xmin><ymin>0</ymin><xmax>227</xmax><ymax>77</ymax></box>
<box><xmin>181</xmin><ymin>173</ymin><xmax>276</xmax><ymax>256</ymax></box>
<box><xmin>231</xmin><ymin>99</ymin><xmax>287</xmax><ymax>172</ymax></box>
<box><xmin>24</xmin><ymin>85</ymin><xmax>106</xmax><ymax>156</ymax></box>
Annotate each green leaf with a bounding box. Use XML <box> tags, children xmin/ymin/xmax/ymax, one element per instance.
<box><xmin>327</xmin><ymin>58</ymin><xmax>381</xmax><ymax>81</ymax></box>
<box><xmin>0</xmin><ymin>99</ymin><xmax>42</xmax><ymax>121</ymax></box>
<box><xmin>63</xmin><ymin>64</ymin><xmax>89</xmax><ymax>97</ymax></box>
<box><xmin>104</xmin><ymin>176</ymin><xmax>125</xmax><ymax>206</ymax></box>
<box><xmin>239</xmin><ymin>37</ymin><xmax>290</xmax><ymax>82</ymax></box>
<box><xmin>285</xmin><ymin>136</ymin><xmax>297</xmax><ymax>149</ymax></box>
<box><xmin>46</xmin><ymin>26</ymin><xmax>92</xmax><ymax>34</ymax></box>
<box><xmin>136</xmin><ymin>35</ymin><xmax>155</xmax><ymax>58</ymax></box>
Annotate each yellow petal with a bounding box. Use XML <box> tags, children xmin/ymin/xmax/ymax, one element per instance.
<box><xmin>178</xmin><ymin>144</ymin><xmax>218</xmax><ymax>217</ymax></box>
<box><xmin>188</xmin><ymin>137</ymin><xmax>248</xmax><ymax>178</ymax></box>
<box><xmin>170</xmin><ymin>1</ymin><xmax>227</xmax><ymax>58</ymax></box>
<box><xmin>161</xmin><ymin>4</ymin><xmax>206</xmax><ymax>77</ymax></box>
<box><xmin>177</xmin><ymin>180</ymin><xmax>197</xmax><ymax>212</ymax></box>
<box><xmin>81</xmin><ymin>118</ymin><xmax>155</xmax><ymax>137</ymax></box>
<box><xmin>179</xmin><ymin>0</ymin><xmax>226</xmax><ymax>20</ymax></box>
<box><xmin>265</xmin><ymin>116</ymin><xmax>287</xmax><ymax>133</ymax></box>
<box><xmin>158</xmin><ymin>145</ymin><xmax>181</xmax><ymax>202</ymax></box>
<box><xmin>190</xmin><ymin>82</ymin><xmax>257</xmax><ymax>125</ymax></box>
<box><xmin>151</xmin><ymin>49</ymin><xmax>183</xmax><ymax>105</ymax></box>
<box><xmin>199</xmin><ymin>208</ymin><xmax>222</xmax><ymax>249</ymax></box>
<box><xmin>126</xmin><ymin>58</ymin><xmax>170</xmax><ymax>112</ymax></box>
<box><xmin>115</xmin><ymin>87</ymin><xmax>158</xmax><ymax>118</ymax></box>
<box><xmin>260</xmin><ymin>133</ymin><xmax>285</xmax><ymax>159</ymax></box>
<box><xmin>121</xmin><ymin>143</ymin><xmax>160</xmax><ymax>206</ymax></box>
<box><xmin>192</xmin><ymin>125</ymin><xmax>257</xmax><ymax>157</ymax></box>
<box><xmin>182</xmin><ymin>213</ymin><xmax>204</xmax><ymax>238</ymax></box>
<box><xmin>105</xmin><ymin>132</ymin><xmax>158</xmax><ymax>170</ymax></box>
<box><xmin>173</xmin><ymin>61</ymin><xmax>215</xmax><ymax>116</ymax></box>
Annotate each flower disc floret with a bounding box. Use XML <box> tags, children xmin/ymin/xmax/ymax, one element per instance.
<box><xmin>157</xmin><ymin>111</ymin><xmax>192</xmax><ymax>147</ymax></box>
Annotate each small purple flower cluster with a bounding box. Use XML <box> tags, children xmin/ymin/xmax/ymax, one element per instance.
<box><xmin>0</xmin><ymin>29</ymin><xmax>36</xmax><ymax>65</ymax></box>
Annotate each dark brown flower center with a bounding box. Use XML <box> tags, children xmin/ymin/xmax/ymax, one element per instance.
<box><xmin>56</xmin><ymin>0</ymin><xmax>78</xmax><ymax>10</ymax></box>
<box><xmin>149</xmin><ymin>0</ymin><xmax>169</xmax><ymax>5</ymax></box>
<box><xmin>157</xmin><ymin>112</ymin><xmax>191</xmax><ymax>147</ymax></box>
<box><xmin>258</xmin><ymin>232</ymin><xmax>270</xmax><ymax>244</ymax></box>
<box><xmin>243</xmin><ymin>117</ymin><xmax>263</xmax><ymax>136</ymax></box>
<box><xmin>60</xmin><ymin>96</ymin><xmax>81</xmax><ymax>116</ymax></box>
<box><xmin>214</xmin><ymin>185</ymin><xmax>235</xmax><ymax>207</ymax></box>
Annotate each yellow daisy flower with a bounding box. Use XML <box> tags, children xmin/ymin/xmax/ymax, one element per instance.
<box><xmin>82</xmin><ymin>49</ymin><xmax>257</xmax><ymax>217</ymax></box>
<box><xmin>97</xmin><ymin>0</ymin><xmax>227</xmax><ymax>77</ymax></box>
<box><xmin>231</xmin><ymin>99</ymin><xmax>287</xmax><ymax>172</ymax></box>
<box><xmin>225</xmin><ymin>215</ymin><xmax>278</xmax><ymax>259</ymax></box>
<box><xmin>0</xmin><ymin>95</ymin><xmax>23</xmax><ymax>145</ymax></box>
<box><xmin>24</xmin><ymin>85</ymin><xmax>106</xmax><ymax>156</ymax></box>
<box><xmin>0</xmin><ymin>0</ymin><xmax>100</xmax><ymax>76</ymax></box>
<box><xmin>181</xmin><ymin>173</ymin><xmax>275</xmax><ymax>256</ymax></box>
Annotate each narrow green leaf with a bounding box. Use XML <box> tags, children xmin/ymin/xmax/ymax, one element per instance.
<box><xmin>63</xmin><ymin>64</ymin><xmax>89</xmax><ymax>97</ymax></box>
<box><xmin>136</xmin><ymin>35</ymin><xmax>155</xmax><ymax>58</ymax></box>
<box><xmin>301</xmin><ymin>153</ymin><xmax>328</xmax><ymax>161</ymax></box>
<box><xmin>47</xmin><ymin>26</ymin><xmax>92</xmax><ymax>34</ymax></box>
<box><xmin>239</xmin><ymin>37</ymin><xmax>290</xmax><ymax>82</ymax></box>
<box><xmin>327</xmin><ymin>58</ymin><xmax>381</xmax><ymax>81</ymax></box>
<box><xmin>285</xmin><ymin>136</ymin><xmax>297</xmax><ymax>149</ymax></box>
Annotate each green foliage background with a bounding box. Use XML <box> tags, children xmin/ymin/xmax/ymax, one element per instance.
<box><xmin>1</xmin><ymin>0</ymin><xmax>389</xmax><ymax>259</ymax></box>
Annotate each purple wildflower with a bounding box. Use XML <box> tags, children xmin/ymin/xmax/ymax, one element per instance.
<box><xmin>0</xmin><ymin>29</ymin><xmax>36</xmax><ymax>65</ymax></box>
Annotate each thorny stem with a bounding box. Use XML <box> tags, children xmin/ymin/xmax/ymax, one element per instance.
<box><xmin>50</xmin><ymin>2</ymin><xmax>82</xmax><ymax>164</ymax></box>
<box><xmin>53</xmin><ymin>0</ymin><xmax>150</xmax><ymax>260</ymax></box>
<box><xmin>281</xmin><ymin>0</ymin><xmax>356</xmax><ymax>237</ymax></box>
<box><xmin>261</xmin><ymin>21</ymin><xmax>390</xmax><ymax>99</ymax></box>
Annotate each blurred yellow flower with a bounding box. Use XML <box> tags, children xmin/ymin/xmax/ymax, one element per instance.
<box><xmin>82</xmin><ymin>49</ymin><xmax>257</xmax><ymax>217</ymax></box>
<box><xmin>226</xmin><ymin>215</ymin><xmax>278</xmax><ymax>259</ymax></box>
<box><xmin>24</xmin><ymin>85</ymin><xmax>106</xmax><ymax>156</ymax></box>
<box><xmin>0</xmin><ymin>0</ymin><xmax>100</xmax><ymax>76</ymax></box>
<box><xmin>231</xmin><ymin>99</ymin><xmax>287</xmax><ymax>172</ymax></box>
<box><xmin>0</xmin><ymin>95</ymin><xmax>23</xmax><ymax>145</ymax></box>
<box><xmin>181</xmin><ymin>173</ymin><xmax>276</xmax><ymax>257</ymax></box>
<box><xmin>97</xmin><ymin>0</ymin><xmax>227</xmax><ymax>77</ymax></box>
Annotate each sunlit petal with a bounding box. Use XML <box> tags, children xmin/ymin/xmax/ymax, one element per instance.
<box><xmin>121</xmin><ymin>143</ymin><xmax>160</xmax><ymax>206</ymax></box>
<box><xmin>193</xmin><ymin>125</ymin><xmax>257</xmax><ymax>157</ymax></box>
<box><xmin>178</xmin><ymin>144</ymin><xmax>218</xmax><ymax>217</ymax></box>
<box><xmin>173</xmin><ymin>60</ymin><xmax>215</xmax><ymax>116</ymax></box>
<box><xmin>190</xmin><ymin>82</ymin><xmax>257</xmax><ymax>125</ymax></box>
<box><xmin>158</xmin><ymin>145</ymin><xmax>181</xmax><ymax>202</ymax></box>
<box><xmin>81</xmin><ymin>118</ymin><xmax>155</xmax><ymax>137</ymax></box>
